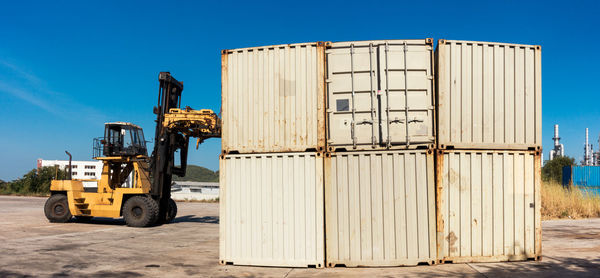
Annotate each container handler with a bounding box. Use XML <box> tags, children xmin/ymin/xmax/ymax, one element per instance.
<box><xmin>43</xmin><ymin>72</ymin><xmax>221</xmax><ymax>227</ymax></box>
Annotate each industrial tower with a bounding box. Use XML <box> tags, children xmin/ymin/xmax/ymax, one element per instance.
<box><xmin>549</xmin><ymin>124</ymin><xmax>564</xmax><ymax>160</ymax></box>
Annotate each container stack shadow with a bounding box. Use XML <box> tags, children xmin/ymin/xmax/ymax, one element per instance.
<box><xmin>219</xmin><ymin>39</ymin><xmax>542</xmax><ymax>268</ymax></box>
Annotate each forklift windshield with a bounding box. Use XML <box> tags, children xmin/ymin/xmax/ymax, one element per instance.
<box><xmin>102</xmin><ymin>123</ymin><xmax>147</xmax><ymax>157</ymax></box>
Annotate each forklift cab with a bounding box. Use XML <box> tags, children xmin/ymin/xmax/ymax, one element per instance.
<box><xmin>102</xmin><ymin>122</ymin><xmax>147</xmax><ymax>157</ymax></box>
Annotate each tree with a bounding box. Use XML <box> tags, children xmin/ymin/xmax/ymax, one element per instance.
<box><xmin>172</xmin><ymin>165</ymin><xmax>219</xmax><ymax>182</ymax></box>
<box><xmin>542</xmin><ymin>156</ymin><xmax>575</xmax><ymax>184</ymax></box>
<box><xmin>0</xmin><ymin>167</ymin><xmax>67</xmax><ymax>195</ymax></box>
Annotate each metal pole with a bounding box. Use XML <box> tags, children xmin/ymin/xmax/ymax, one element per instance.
<box><xmin>65</xmin><ymin>151</ymin><xmax>72</xmax><ymax>180</ymax></box>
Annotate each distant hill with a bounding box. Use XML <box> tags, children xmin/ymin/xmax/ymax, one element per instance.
<box><xmin>173</xmin><ymin>165</ymin><xmax>219</xmax><ymax>182</ymax></box>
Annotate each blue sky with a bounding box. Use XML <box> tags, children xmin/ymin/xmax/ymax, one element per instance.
<box><xmin>1</xmin><ymin>0</ymin><xmax>599</xmax><ymax>180</ymax></box>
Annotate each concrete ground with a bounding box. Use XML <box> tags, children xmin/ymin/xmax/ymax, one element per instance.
<box><xmin>1</xmin><ymin>196</ymin><xmax>599</xmax><ymax>277</ymax></box>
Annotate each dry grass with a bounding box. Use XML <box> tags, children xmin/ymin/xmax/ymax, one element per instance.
<box><xmin>542</xmin><ymin>181</ymin><xmax>600</xmax><ymax>220</ymax></box>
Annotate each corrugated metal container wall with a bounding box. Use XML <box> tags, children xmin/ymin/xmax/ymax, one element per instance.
<box><xmin>219</xmin><ymin>152</ymin><xmax>325</xmax><ymax>267</ymax></box>
<box><xmin>568</xmin><ymin>166</ymin><xmax>600</xmax><ymax>196</ymax></box>
<box><xmin>436</xmin><ymin>40</ymin><xmax>542</xmax><ymax>150</ymax></box>
<box><xmin>325</xmin><ymin>150</ymin><xmax>436</xmax><ymax>266</ymax></box>
<box><xmin>221</xmin><ymin>42</ymin><xmax>327</xmax><ymax>154</ymax></box>
<box><xmin>436</xmin><ymin>150</ymin><xmax>541</xmax><ymax>263</ymax></box>
<box><xmin>326</xmin><ymin>39</ymin><xmax>435</xmax><ymax>151</ymax></box>
<box><xmin>562</xmin><ymin>166</ymin><xmax>572</xmax><ymax>187</ymax></box>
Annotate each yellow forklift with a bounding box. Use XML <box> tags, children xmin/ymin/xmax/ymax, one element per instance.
<box><xmin>43</xmin><ymin>72</ymin><xmax>220</xmax><ymax>227</ymax></box>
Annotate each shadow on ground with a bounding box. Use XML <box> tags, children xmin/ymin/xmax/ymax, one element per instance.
<box><xmin>69</xmin><ymin>217</ymin><xmax>125</xmax><ymax>226</ymax></box>
<box><xmin>469</xmin><ymin>256</ymin><xmax>600</xmax><ymax>278</ymax></box>
<box><xmin>173</xmin><ymin>215</ymin><xmax>219</xmax><ymax>224</ymax></box>
<box><xmin>67</xmin><ymin>215</ymin><xmax>220</xmax><ymax>225</ymax></box>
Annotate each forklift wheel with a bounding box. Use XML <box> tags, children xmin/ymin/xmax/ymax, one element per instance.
<box><xmin>122</xmin><ymin>196</ymin><xmax>159</xmax><ymax>227</ymax></box>
<box><xmin>165</xmin><ymin>198</ymin><xmax>178</xmax><ymax>223</ymax></box>
<box><xmin>44</xmin><ymin>194</ymin><xmax>72</xmax><ymax>223</ymax></box>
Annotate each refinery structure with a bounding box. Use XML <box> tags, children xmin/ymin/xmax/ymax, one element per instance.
<box><xmin>549</xmin><ymin>125</ymin><xmax>600</xmax><ymax>166</ymax></box>
<box><xmin>582</xmin><ymin>127</ymin><xmax>600</xmax><ymax>166</ymax></box>
<box><xmin>549</xmin><ymin>124</ymin><xmax>565</xmax><ymax>160</ymax></box>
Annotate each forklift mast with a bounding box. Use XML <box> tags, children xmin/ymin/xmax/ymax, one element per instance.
<box><xmin>151</xmin><ymin>72</ymin><xmax>189</xmax><ymax>222</ymax></box>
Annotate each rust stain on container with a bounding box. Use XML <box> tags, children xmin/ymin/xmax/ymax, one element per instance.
<box><xmin>220</xmin><ymin>51</ymin><xmax>229</xmax><ymax>151</ymax></box>
<box><xmin>317</xmin><ymin>42</ymin><xmax>329</xmax><ymax>151</ymax></box>
<box><xmin>447</xmin><ymin>231</ymin><xmax>458</xmax><ymax>253</ymax></box>
<box><xmin>435</xmin><ymin>149</ymin><xmax>445</xmax><ymax>261</ymax></box>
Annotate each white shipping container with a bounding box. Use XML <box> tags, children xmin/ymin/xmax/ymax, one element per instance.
<box><xmin>326</xmin><ymin>39</ymin><xmax>435</xmax><ymax>151</ymax></box>
<box><xmin>219</xmin><ymin>152</ymin><xmax>325</xmax><ymax>267</ymax></box>
<box><xmin>325</xmin><ymin>150</ymin><xmax>436</xmax><ymax>266</ymax></box>
<box><xmin>436</xmin><ymin>40</ymin><xmax>542</xmax><ymax>150</ymax></box>
<box><xmin>436</xmin><ymin>150</ymin><xmax>542</xmax><ymax>263</ymax></box>
<box><xmin>221</xmin><ymin>42</ymin><xmax>327</xmax><ymax>154</ymax></box>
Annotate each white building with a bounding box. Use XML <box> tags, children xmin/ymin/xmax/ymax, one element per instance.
<box><xmin>37</xmin><ymin>159</ymin><xmax>135</xmax><ymax>188</ymax></box>
<box><xmin>38</xmin><ymin>159</ymin><xmax>103</xmax><ymax>180</ymax></box>
<box><xmin>171</xmin><ymin>181</ymin><xmax>219</xmax><ymax>201</ymax></box>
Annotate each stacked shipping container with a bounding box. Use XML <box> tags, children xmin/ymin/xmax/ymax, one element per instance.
<box><xmin>562</xmin><ymin>166</ymin><xmax>600</xmax><ymax>196</ymax></box>
<box><xmin>220</xmin><ymin>42</ymin><xmax>327</xmax><ymax>154</ymax></box>
<box><xmin>435</xmin><ymin>40</ymin><xmax>542</xmax><ymax>262</ymax></box>
<box><xmin>219</xmin><ymin>152</ymin><xmax>325</xmax><ymax>267</ymax></box>
<box><xmin>325</xmin><ymin>150</ymin><xmax>436</xmax><ymax>267</ymax></box>
<box><xmin>219</xmin><ymin>42</ymin><xmax>327</xmax><ymax>267</ymax></box>
<box><xmin>324</xmin><ymin>39</ymin><xmax>437</xmax><ymax>267</ymax></box>
<box><xmin>219</xmin><ymin>38</ymin><xmax>542</xmax><ymax>268</ymax></box>
<box><xmin>435</xmin><ymin>40</ymin><xmax>542</xmax><ymax>150</ymax></box>
<box><xmin>325</xmin><ymin>39</ymin><xmax>435</xmax><ymax>151</ymax></box>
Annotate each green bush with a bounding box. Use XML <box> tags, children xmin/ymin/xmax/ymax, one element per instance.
<box><xmin>172</xmin><ymin>165</ymin><xmax>219</xmax><ymax>182</ymax></box>
<box><xmin>0</xmin><ymin>167</ymin><xmax>67</xmax><ymax>195</ymax></box>
<box><xmin>542</xmin><ymin>156</ymin><xmax>575</xmax><ymax>184</ymax></box>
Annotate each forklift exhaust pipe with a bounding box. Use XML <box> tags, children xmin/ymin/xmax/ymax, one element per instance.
<box><xmin>65</xmin><ymin>151</ymin><xmax>72</xmax><ymax>180</ymax></box>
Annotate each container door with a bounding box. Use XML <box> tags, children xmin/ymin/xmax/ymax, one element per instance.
<box><xmin>326</xmin><ymin>42</ymin><xmax>380</xmax><ymax>149</ymax></box>
<box><xmin>379</xmin><ymin>42</ymin><xmax>434</xmax><ymax>147</ymax></box>
<box><xmin>327</xmin><ymin>40</ymin><xmax>434</xmax><ymax>150</ymax></box>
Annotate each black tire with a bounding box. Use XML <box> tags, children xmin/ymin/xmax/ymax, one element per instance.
<box><xmin>44</xmin><ymin>194</ymin><xmax>72</xmax><ymax>223</ymax></box>
<box><xmin>122</xmin><ymin>196</ymin><xmax>159</xmax><ymax>227</ymax></box>
<box><xmin>165</xmin><ymin>198</ymin><xmax>178</xmax><ymax>223</ymax></box>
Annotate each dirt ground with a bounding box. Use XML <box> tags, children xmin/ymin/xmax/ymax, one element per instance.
<box><xmin>1</xmin><ymin>195</ymin><xmax>599</xmax><ymax>277</ymax></box>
